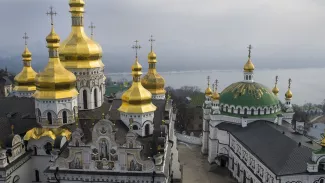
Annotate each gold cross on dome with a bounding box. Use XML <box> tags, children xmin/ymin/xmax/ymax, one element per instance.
<box><xmin>89</xmin><ymin>22</ymin><xmax>95</xmax><ymax>39</ymax></box>
<box><xmin>207</xmin><ymin>76</ymin><xmax>210</xmax><ymax>86</ymax></box>
<box><xmin>149</xmin><ymin>35</ymin><xmax>155</xmax><ymax>52</ymax></box>
<box><xmin>248</xmin><ymin>44</ymin><xmax>253</xmax><ymax>58</ymax></box>
<box><xmin>23</xmin><ymin>32</ymin><xmax>29</xmax><ymax>45</ymax></box>
<box><xmin>46</xmin><ymin>6</ymin><xmax>57</xmax><ymax>25</ymax></box>
<box><xmin>132</xmin><ymin>40</ymin><xmax>141</xmax><ymax>58</ymax></box>
<box><xmin>275</xmin><ymin>75</ymin><xmax>278</xmax><ymax>85</ymax></box>
<box><xmin>288</xmin><ymin>78</ymin><xmax>292</xmax><ymax>89</ymax></box>
<box><xmin>215</xmin><ymin>79</ymin><xmax>219</xmax><ymax>90</ymax></box>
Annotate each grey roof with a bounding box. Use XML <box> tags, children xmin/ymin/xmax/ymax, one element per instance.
<box><xmin>0</xmin><ymin>97</ymin><xmax>39</xmax><ymax>147</ymax></box>
<box><xmin>217</xmin><ymin>121</ymin><xmax>313</xmax><ymax>176</ymax></box>
<box><xmin>0</xmin><ymin>76</ymin><xmax>12</xmax><ymax>85</ymax></box>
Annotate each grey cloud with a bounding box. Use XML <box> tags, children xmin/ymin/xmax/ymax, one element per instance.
<box><xmin>0</xmin><ymin>0</ymin><xmax>325</xmax><ymax>72</ymax></box>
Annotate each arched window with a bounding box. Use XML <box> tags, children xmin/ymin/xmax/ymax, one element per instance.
<box><xmin>264</xmin><ymin>108</ymin><xmax>267</xmax><ymax>115</ymax></box>
<box><xmin>35</xmin><ymin>170</ymin><xmax>40</xmax><ymax>182</ymax></box>
<box><xmin>133</xmin><ymin>125</ymin><xmax>139</xmax><ymax>130</ymax></box>
<box><xmin>251</xmin><ymin>109</ymin><xmax>254</xmax><ymax>115</ymax></box>
<box><xmin>44</xmin><ymin>142</ymin><xmax>52</xmax><ymax>155</ymax></box>
<box><xmin>258</xmin><ymin>109</ymin><xmax>260</xmax><ymax>115</ymax></box>
<box><xmin>226</xmin><ymin>106</ymin><xmax>229</xmax><ymax>113</ymax></box>
<box><xmin>244</xmin><ymin>108</ymin><xmax>247</xmax><ymax>115</ymax></box>
<box><xmin>237</xmin><ymin>108</ymin><xmax>240</xmax><ymax>114</ymax></box>
<box><xmin>231</xmin><ymin>107</ymin><xmax>234</xmax><ymax>113</ymax></box>
<box><xmin>94</xmin><ymin>88</ymin><xmax>98</xmax><ymax>108</ymax></box>
<box><xmin>62</xmin><ymin>111</ymin><xmax>67</xmax><ymax>124</ymax></box>
<box><xmin>13</xmin><ymin>175</ymin><xmax>20</xmax><ymax>183</ymax></box>
<box><xmin>270</xmin><ymin>108</ymin><xmax>273</xmax><ymax>113</ymax></box>
<box><xmin>249</xmin><ymin>75</ymin><xmax>251</xmax><ymax>80</ymax></box>
<box><xmin>250</xmin><ymin>178</ymin><xmax>253</xmax><ymax>183</ymax></box>
<box><xmin>47</xmin><ymin>112</ymin><xmax>52</xmax><ymax>124</ymax></box>
<box><xmin>245</xmin><ymin>75</ymin><xmax>248</xmax><ymax>80</ymax></box>
<box><xmin>37</xmin><ymin>109</ymin><xmax>41</xmax><ymax>123</ymax></box>
<box><xmin>83</xmin><ymin>90</ymin><xmax>88</xmax><ymax>109</ymax></box>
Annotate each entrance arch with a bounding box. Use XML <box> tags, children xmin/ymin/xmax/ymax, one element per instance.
<box><xmin>47</xmin><ymin>112</ymin><xmax>52</xmax><ymax>124</ymax></box>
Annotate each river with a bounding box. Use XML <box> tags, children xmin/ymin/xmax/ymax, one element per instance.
<box><xmin>106</xmin><ymin>67</ymin><xmax>325</xmax><ymax>105</ymax></box>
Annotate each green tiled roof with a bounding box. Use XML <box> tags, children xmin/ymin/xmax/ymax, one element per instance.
<box><xmin>189</xmin><ymin>92</ymin><xmax>205</xmax><ymax>107</ymax></box>
<box><xmin>220</xmin><ymin>81</ymin><xmax>279</xmax><ymax>107</ymax></box>
<box><xmin>105</xmin><ymin>85</ymin><xmax>128</xmax><ymax>97</ymax></box>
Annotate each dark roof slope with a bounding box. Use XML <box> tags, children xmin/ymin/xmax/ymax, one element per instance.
<box><xmin>217</xmin><ymin>121</ymin><xmax>312</xmax><ymax>176</ymax></box>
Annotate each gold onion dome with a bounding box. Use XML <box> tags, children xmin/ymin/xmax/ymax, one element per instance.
<box><xmin>205</xmin><ymin>77</ymin><xmax>213</xmax><ymax>97</ymax></box>
<box><xmin>285</xmin><ymin>89</ymin><xmax>293</xmax><ymax>99</ymax></box>
<box><xmin>272</xmin><ymin>76</ymin><xmax>279</xmax><ymax>95</ymax></box>
<box><xmin>118</xmin><ymin>58</ymin><xmax>157</xmax><ymax>114</ymax></box>
<box><xmin>24</xmin><ymin>128</ymin><xmax>71</xmax><ymax>141</ymax></box>
<box><xmin>59</xmin><ymin>0</ymin><xmax>103</xmax><ymax>69</ymax></box>
<box><xmin>14</xmin><ymin>34</ymin><xmax>37</xmax><ymax>92</ymax></box>
<box><xmin>285</xmin><ymin>78</ymin><xmax>293</xmax><ymax>99</ymax></box>
<box><xmin>34</xmin><ymin>24</ymin><xmax>78</xmax><ymax>99</ymax></box>
<box><xmin>244</xmin><ymin>45</ymin><xmax>255</xmax><ymax>72</ymax></box>
<box><xmin>243</xmin><ymin>58</ymin><xmax>255</xmax><ymax>72</ymax></box>
<box><xmin>272</xmin><ymin>85</ymin><xmax>279</xmax><ymax>96</ymax></box>
<box><xmin>212</xmin><ymin>90</ymin><xmax>220</xmax><ymax>101</ymax></box>
<box><xmin>141</xmin><ymin>51</ymin><xmax>166</xmax><ymax>95</ymax></box>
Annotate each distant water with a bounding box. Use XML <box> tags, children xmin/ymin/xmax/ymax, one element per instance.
<box><xmin>106</xmin><ymin>67</ymin><xmax>325</xmax><ymax>105</ymax></box>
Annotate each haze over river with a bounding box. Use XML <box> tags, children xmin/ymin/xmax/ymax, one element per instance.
<box><xmin>106</xmin><ymin>67</ymin><xmax>325</xmax><ymax>105</ymax></box>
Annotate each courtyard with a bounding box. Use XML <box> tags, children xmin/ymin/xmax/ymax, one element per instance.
<box><xmin>177</xmin><ymin>143</ymin><xmax>236</xmax><ymax>183</ymax></box>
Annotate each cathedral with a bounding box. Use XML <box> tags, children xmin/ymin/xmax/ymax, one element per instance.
<box><xmin>0</xmin><ymin>0</ymin><xmax>181</xmax><ymax>183</ymax></box>
<box><xmin>201</xmin><ymin>45</ymin><xmax>325</xmax><ymax>183</ymax></box>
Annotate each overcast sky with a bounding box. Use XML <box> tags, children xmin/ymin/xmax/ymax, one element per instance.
<box><xmin>1</xmin><ymin>0</ymin><xmax>325</xmax><ymax>71</ymax></box>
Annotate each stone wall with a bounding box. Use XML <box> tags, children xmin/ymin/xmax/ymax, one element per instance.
<box><xmin>175</xmin><ymin>132</ymin><xmax>202</xmax><ymax>145</ymax></box>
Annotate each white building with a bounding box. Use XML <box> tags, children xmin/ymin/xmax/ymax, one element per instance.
<box><xmin>202</xmin><ymin>46</ymin><xmax>325</xmax><ymax>183</ymax></box>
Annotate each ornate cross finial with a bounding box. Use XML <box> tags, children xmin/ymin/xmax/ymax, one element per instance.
<box><xmin>215</xmin><ymin>79</ymin><xmax>219</xmax><ymax>90</ymax></box>
<box><xmin>248</xmin><ymin>44</ymin><xmax>253</xmax><ymax>58</ymax></box>
<box><xmin>149</xmin><ymin>35</ymin><xmax>155</xmax><ymax>52</ymax></box>
<box><xmin>275</xmin><ymin>75</ymin><xmax>278</xmax><ymax>85</ymax></box>
<box><xmin>89</xmin><ymin>22</ymin><xmax>96</xmax><ymax>39</ymax></box>
<box><xmin>288</xmin><ymin>78</ymin><xmax>292</xmax><ymax>89</ymax></box>
<box><xmin>23</xmin><ymin>32</ymin><xmax>29</xmax><ymax>46</ymax></box>
<box><xmin>132</xmin><ymin>40</ymin><xmax>141</xmax><ymax>58</ymax></box>
<box><xmin>46</xmin><ymin>6</ymin><xmax>57</xmax><ymax>25</ymax></box>
<box><xmin>212</xmin><ymin>83</ymin><xmax>215</xmax><ymax>92</ymax></box>
<box><xmin>207</xmin><ymin>76</ymin><xmax>210</xmax><ymax>86</ymax></box>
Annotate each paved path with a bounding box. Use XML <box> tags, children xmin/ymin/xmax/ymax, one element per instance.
<box><xmin>178</xmin><ymin>143</ymin><xmax>236</xmax><ymax>183</ymax></box>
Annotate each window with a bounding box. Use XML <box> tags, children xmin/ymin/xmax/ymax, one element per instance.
<box><xmin>258</xmin><ymin>109</ymin><xmax>260</xmax><ymax>115</ymax></box>
<box><xmin>264</xmin><ymin>108</ymin><xmax>267</xmax><ymax>115</ymax></box>
<box><xmin>237</xmin><ymin>164</ymin><xmax>240</xmax><ymax>177</ymax></box>
<box><xmin>237</xmin><ymin>108</ymin><xmax>240</xmax><ymax>114</ymax></box>
<box><xmin>63</xmin><ymin>111</ymin><xmax>67</xmax><ymax>124</ymax></box>
<box><xmin>94</xmin><ymin>88</ymin><xmax>98</xmax><ymax>108</ymax></box>
<box><xmin>35</xmin><ymin>170</ymin><xmax>40</xmax><ymax>182</ymax></box>
<box><xmin>244</xmin><ymin>108</ymin><xmax>247</xmax><ymax>115</ymax></box>
<box><xmin>13</xmin><ymin>175</ymin><xmax>20</xmax><ymax>183</ymax></box>
<box><xmin>231</xmin><ymin>107</ymin><xmax>234</xmax><ymax>113</ymax></box>
<box><xmin>47</xmin><ymin>112</ymin><xmax>52</xmax><ymax>124</ymax></box>
<box><xmin>83</xmin><ymin>90</ymin><xmax>88</xmax><ymax>109</ymax></box>
<box><xmin>251</xmin><ymin>109</ymin><xmax>254</xmax><ymax>115</ymax></box>
<box><xmin>226</xmin><ymin>106</ymin><xmax>228</xmax><ymax>113</ymax></box>
<box><xmin>133</xmin><ymin>125</ymin><xmax>139</xmax><ymax>130</ymax></box>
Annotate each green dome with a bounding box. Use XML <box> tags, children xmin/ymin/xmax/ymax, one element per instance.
<box><xmin>220</xmin><ymin>82</ymin><xmax>279</xmax><ymax>108</ymax></box>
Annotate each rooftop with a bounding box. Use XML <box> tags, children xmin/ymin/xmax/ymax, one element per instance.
<box><xmin>217</xmin><ymin>121</ymin><xmax>313</xmax><ymax>176</ymax></box>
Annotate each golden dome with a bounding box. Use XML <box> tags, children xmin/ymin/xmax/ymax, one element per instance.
<box><xmin>321</xmin><ymin>137</ymin><xmax>325</xmax><ymax>147</ymax></box>
<box><xmin>118</xmin><ymin>58</ymin><xmax>157</xmax><ymax>114</ymax></box>
<box><xmin>212</xmin><ymin>90</ymin><xmax>220</xmax><ymax>100</ymax></box>
<box><xmin>285</xmin><ymin>89</ymin><xmax>293</xmax><ymax>99</ymax></box>
<box><xmin>141</xmin><ymin>51</ymin><xmax>166</xmax><ymax>95</ymax></box>
<box><xmin>59</xmin><ymin>0</ymin><xmax>104</xmax><ymax>69</ymax></box>
<box><xmin>205</xmin><ymin>87</ymin><xmax>212</xmax><ymax>97</ymax></box>
<box><xmin>34</xmin><ymin>26</ymin><xmax>78</xmax><ymax>99</ymax></box>
<box><xmin>272</xmin><ymin>86</ymin><xmax>279</xmax><ymax>96</ymax></box>
<box><xmin>23</xmin><ymin>127</ymin><xmax>71</xmax><ymax>141</ymax></box>
<box><xmin>243</xmin><ymin>58</ymin><xmax>255</xmax><ymax>72</ymax></box>
<box><xmin>13</xmin><ymin>45</ymin><xmax>37</xmax><ymax>92</ymax></box>
<box><xmin>285</xmin><ymin>78</ymin><xmax>293</xmax><ymax>99</ymax></box>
